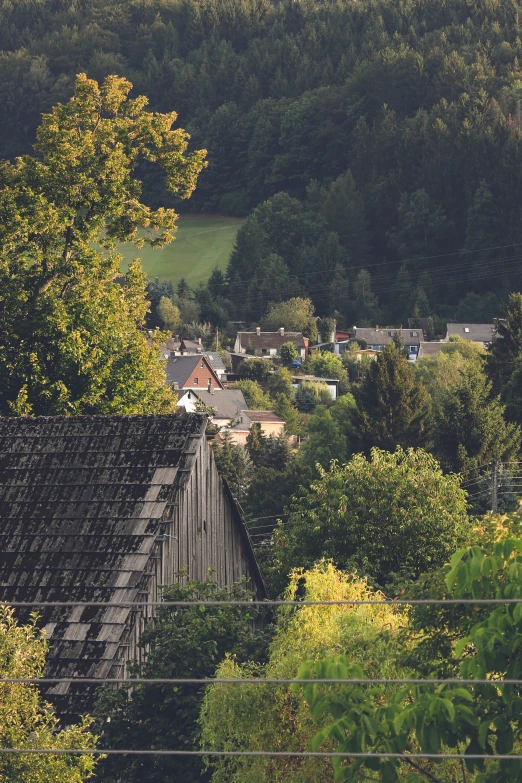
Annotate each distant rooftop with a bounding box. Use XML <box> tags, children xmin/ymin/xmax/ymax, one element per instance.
<box><xmin>445</xmin><ymin>323</ymin><xmax>496</xmax><ymax>343</ymax></box>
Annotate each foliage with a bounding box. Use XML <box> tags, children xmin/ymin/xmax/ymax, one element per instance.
<box><xmin>213</xmin><ymin>433</ymin><xmax>253</xmax><ymax>505</ymax></box>
<box><xmin>300</xmin><ymin>538</ymin><xmax>522</xmax><ymax>783</ymax></box>
<box><xmin>306</xmin><ymin>352</ymin><xmax>349</xmax><ymax>394</ymax></box>
<box><xmin>279</xmin><ymin>342</ymin><xmax>299</xmax><ymax>367</ymax></box>
<box><xmin>355</xmin><ymin>343</ymin><xmax>431</xmax><ymax>452</ymax></box>
<box><xmin>200</xmin><ymin>562</ymin><xmax>403</xmax><ymax>783</ymax></box>
<box><xmin>295</xmin><ymin>380</ymin><xmax>332</xmax><ymax>412</ymax></box>
<box><xmin>3</xmin><ymin>2</ymin><xmax>522</xmax><ymax>323</ymax></box>
<box><xmin>318</xmin><ymin>317</ymin><xmax>336</xmax><ymax>343</ymax></box>
<box><xmin>487</xmin><ymin>292</ymin><xmax>522</xmax><ymax>394</ymax></box>
<box><xmin>273</xmin><ymin>447</ymin><xmax>469</xmax><ymax>589</ymax></box>
<box><xmin>433</xmin><ymin>361</ymin><xmax>521</xmax><ymax>474</ymax></box>
<box><xmin>274</xmin><ymin>393</ymin><xmax>300</xmax><ymax>435</ymax></box>
<box><xmin>0</xmin><ymin>606</ymin><xmax>98</xmax><ymax>782</ymax></box>
<box><xmin>246</xmin><ymin>422</ymin><xmax>267</xmax><ymax>466</ymax></box>
<box><xmin>261</xmin><ymin>298</ymin><xmax>317</xmax><ymax>342</ymax></box>
<box><xmin>239</xmin><ymin>358</ymin><xmax>272</xmax><ymax>383</ymax></box>
<box><xmin>0</xmin><ymin>73</ymin><xmax>205</xmax><ymax>415</ymax></box>
<box><xmin>234</xmin><ymin>380</ymin><xmax>274</xmax><ymax>410</ymax></box>
<box><xmin>299</xmin><ymin>406</ymin><xmax>348</xmax><ymax>475</ymax></box>
<box><xmin>157</xmin><ymin>296</ymin><xmax>182</xmax><ymax>332</ymax></box>
<box><xmin>97</xmin><ymin>576</ymin><xmax>269</xmax><ymax>783</ymax></box>
<box><xmin>266</xmin><ymin>367</ymin><xmax>295</xmax><ymax>398</ymax></box>
<box><xmin>415</xmin><ymin>337</ymin><xmax>486</xmax><ymax>418</ymax></box>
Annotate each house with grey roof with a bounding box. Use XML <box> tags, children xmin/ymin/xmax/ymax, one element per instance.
<box><xmin>205</xmin><ymin>352</ymin><xmax>227</xmax><ymax>380</ymax></box>
<box><xmin>352</xmin><ymin>327</ymin><xmax>422</xmax><ymax>359</ymax></box>
<box><xmin>177</xmin><ymin>388</ymin><xmax>247</xmax><ymax>428</ymax></box>
<box><xmin>234</xmin><ymin>328</ymin><xmax>308</xmax><ymax>359</ymax></box>
<box><xmin>0</xmin><ymin>413</ymin><xmax>264</xmax><ymax>723</ymax></box>
<box><xmin>444</xmin><ymin>323</ymin><xmax>496</xmax><ymax>347</ymax></box>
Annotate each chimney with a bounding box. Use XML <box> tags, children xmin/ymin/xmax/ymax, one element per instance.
<box><xmin>375</xmin><ymin>325</ymin><xmax>379</xmax><ymax>331</ymax></box>
<box><xmin>279</xmin><ymin>327</ymin><xmax>285</xmax><ymax>336</ymax></box>
<box><xmin>256</xmin><ymin>327</ymin><xmax>261</xmax><ymax>336</ymax></box>
<box><xmin>208</xmin><ymin>378</ymin><xmax>212</xmax><ymax>394</ymax></box>
<box><xmin>198</xmin><ymin>337</ymin><xmax>202</xmax><ymax>347</ymax></box>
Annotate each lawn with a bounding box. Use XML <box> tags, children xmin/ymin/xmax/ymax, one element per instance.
<box><xmin>119</xmin><ymin>214</ymin><xmax>244</xmax><ymax>287</ymax></box>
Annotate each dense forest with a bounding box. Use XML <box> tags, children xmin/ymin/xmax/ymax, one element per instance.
<box><xmin>2</xmin><ymin>0</ymin><xmax>522</xmax><ymax>321</ymax></box>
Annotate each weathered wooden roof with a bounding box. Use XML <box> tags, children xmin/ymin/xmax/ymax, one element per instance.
<box><xmin>0</xmin><ymin>413</ymin><xmax>206</xmax><ymax>718</ymax></box>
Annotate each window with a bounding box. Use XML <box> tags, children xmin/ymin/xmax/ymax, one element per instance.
<box><xmin>193</xmin><ymin>377</ymin><xmax>199</xmax><ymax>385</ymax></box>
<box><xmin>200</xmin><ymin>361</ymin><xmax>205</xmax><ymax>369</ymax></box>
<box><xmin>464</xmin><ymin>327</ymin><xmax>470</xmax><ymax>333</ymax></box>
<box><xmin>412</xmin><ymin>331</ymin><xmax>418</xmax><ymax>337</ymax></box>
<box><xmin>261</xmin><ymin>348</ymin><xmax>268</xmax><ymax>355</ymax></box>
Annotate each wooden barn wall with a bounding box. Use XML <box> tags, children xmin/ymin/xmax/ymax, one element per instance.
<box><xmin>112</xmin><ymin>431</ymin><xmax>263</xmax><ymax>678</ymax></box>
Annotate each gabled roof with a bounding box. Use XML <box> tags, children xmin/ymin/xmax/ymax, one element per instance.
<box><xmin>165</xmin><ymin>354</ymin><xmax>223</xmax><ymax>389</ymax></box>
<box><xmin>445</xmin><ymin>323</ymin><xmax>496</xmax><ymax>342</ymax></box>
<box><xmin>0</xmin><ymin>413</ymin><xmax>206</xmax><ymax>719</ymax></box>
<box><xmin>196</xmin><ymin>389</ymin><xmax>247</xmax><ymax>419</ymax></box>
<box><xmin>237</xmin><ymin>331</ymin><xmax>306</xmax><ymax>350</ymax></box>
<box><xmin>242</xmin><ymin>411</ymin><xmax>285</xmax><ymax>424</ymax></box>
<box><xmin>159</xmin><ymin>336</ymin><xmax>181</xmax><ymax>353</ymax></box>
<box><xmin>204</xmin><ymin>352</ymin><xmax>226</xmax><ymax>372</ymax></box>
<box><xmin>180</xmin><ymin>338</ymin><xmax>202</xmax><ymax>353</ymax></box>
<box><xmin>418</xmin><ymin>342</ymin><xmax>446</xmax><ymax>357</ymax></box>
<box><xmin>354</xmin><ymin>327</ymin><xmax>422</xmax><ymax>345</ymax></box>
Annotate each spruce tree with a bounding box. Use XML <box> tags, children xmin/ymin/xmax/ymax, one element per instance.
<box><xmin>434</xmin><ymin>362</ymin><xmax>521</xmax><ymax>473</ymax></box>
<box><xmin>355</xmin><ymin>343</ymin><xmax>430</xmax><ymax>452</ymax></box>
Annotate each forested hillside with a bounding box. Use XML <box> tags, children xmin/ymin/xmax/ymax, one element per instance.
<box><xmin>2</xmin><ymin>0</ymin><xmax>522</xmax><ymax>318</ymax></box>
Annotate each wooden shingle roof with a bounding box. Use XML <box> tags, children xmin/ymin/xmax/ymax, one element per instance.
<box><xmin>0</xmin><ymin>413</ymin><xmax>207</xmax><ymax>719</ymax></box>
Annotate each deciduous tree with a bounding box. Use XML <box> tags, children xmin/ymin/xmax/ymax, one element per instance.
<box><xmin>0</xmin><ymin>607</ymin><xmax>98</xmax><ymax>782</ymax></box>
<box><xmin>274</xmin><ymin>447</ymin><xmax>468</xmax><ymax>587</ymax></box>
<box><xmin>0</xmin><ymin>73</ymin><xmax>206</xmax><ymax>415</ymax></box>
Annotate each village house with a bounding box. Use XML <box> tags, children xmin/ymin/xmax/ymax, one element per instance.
<box><xmin>225</xmin><ymin>410</ymin><xmax>286</xmax><ymax>445</ymax></box>
<box><xmin>443</xmin><ymin>323</ymin><xmax>496</xmax><ymax>347</ymax></box>
<box><xmin>176</xmin><ymin>388</ymin><xmax>247</xmax><ymax>429</ymax></box>
<box><xmin>234</xmin><ymin>328</ymin><xmax>308</xmax><ymax>359</ymax></box>
<box><xmin>352</xmin><ymin>326</ymin><xmax>422</xmax><ymax>356</ymax></box>
<box><xmin>166</xmin><ymin>354</ymin><xmax>224</xmax><ymax>393</ymax></box>
<box><xmin>0</xmin><ymin>413</ymin><xmax>265</xmax><ymax>724</ymax></box>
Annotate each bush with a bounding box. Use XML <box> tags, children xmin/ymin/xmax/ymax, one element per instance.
<box><xmin>238</xmin><ymin>357</ymin><xmax>272</xmax><ymax>382</ymax></box>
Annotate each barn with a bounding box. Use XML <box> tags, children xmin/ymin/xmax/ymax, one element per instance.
<box><xmin>0</xmin><ymin>413</ymin><xmax>265</xmax><ymax>722</ymax></box>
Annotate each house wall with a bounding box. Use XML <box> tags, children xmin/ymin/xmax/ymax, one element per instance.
<box><xmin>183</xmin><ymin>359</ymin><xmax>223</xmax><ymax>391</ymax></box>
<box><xmin>257</xmin><ymin>420</ymin><xmax>285</xmax><ymax>437</ymax></box>
<box><xmin>110</xmin><ymin>432</ymin><xmax>264</xmax><ymax>677</ymax></box>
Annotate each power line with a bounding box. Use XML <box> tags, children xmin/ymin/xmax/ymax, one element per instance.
<box><xmin>1</xmin><ymin>749</ymin><xmax>522</xmax><ymax>759</ymax></box>
<box><xmin>228</xmin><ymin>241</ymin><xmax>522</xmax><ymax>286</ymax></box>
<box><xmin>3</xmin><ymin>677</ymin><xmax>522</xmax><ymax>685</ymax></box>
<box><xmin>3</xmin><ymin>599</ymin><xmax>522</xmax><ymax>606</ymax></box>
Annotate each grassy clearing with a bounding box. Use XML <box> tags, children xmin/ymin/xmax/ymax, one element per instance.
<box><xmin>119</xmin><ymin>214</ymin><xmax>244</xmax><ymax>287</ymax></box>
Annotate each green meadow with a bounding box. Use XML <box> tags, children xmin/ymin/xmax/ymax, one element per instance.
<box><xmin>119</xmin><ymin>214</ymin><xmax>244</xmax><ymax>287</ymax></box>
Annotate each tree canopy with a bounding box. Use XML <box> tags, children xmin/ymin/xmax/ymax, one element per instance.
<box><xmin>272</xmin><ymin>447</ymin><xmax>469</xmax><ymax>589</ymax></box>
<box><xmin>0</xmin><ymin>73</ymin><xmax>206</xmax><ymax>415</ymax></box>
<box><xmin>0</xmin><ymin>607</ymin><xmax>98</xmax><ymax>782</ymax></box>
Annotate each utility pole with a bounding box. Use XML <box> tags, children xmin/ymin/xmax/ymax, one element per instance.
<box><xmin>491</xmin><ymin>460</ymin><xmax>499</xmax><ymax>513</ymax></box>
<box><xmin>216</xmin><ymin>326</ymin><xmax>219</xmax><ymax>351</ymax></box>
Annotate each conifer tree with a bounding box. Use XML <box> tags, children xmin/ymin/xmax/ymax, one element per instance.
<box><xmin>355</xmin><ymin>343</ymin><xmax>430</xmax><ymax>451</ymax></box>
<box><xmin>487</xmin><ymin>292</ymin><xmax>522</xmax><ymax>393</ymax></box>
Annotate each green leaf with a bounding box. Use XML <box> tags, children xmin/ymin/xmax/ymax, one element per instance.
<box><xmin>441</xmin><ymin>698</ymin><xmax>455</xmax><ymax>721</ymax></box>
<box><xmin>454</xmin><ymin>636</ymin><xmax>471</xmax><ymax>658</ymax></box>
